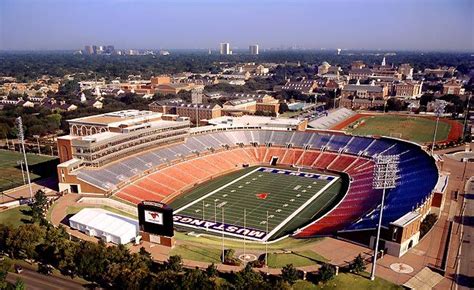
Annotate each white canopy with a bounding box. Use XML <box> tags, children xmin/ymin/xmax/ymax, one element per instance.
<box><xmin>69</xmin><ymin>208</ymin><xmax>138</xmax><ymax>244</ymax></box>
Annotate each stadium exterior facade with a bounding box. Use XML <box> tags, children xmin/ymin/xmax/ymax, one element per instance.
<box><xmin>57</xmin><ymin>110</ymin><xmax>441</xmax><ymax>257</ymax></box>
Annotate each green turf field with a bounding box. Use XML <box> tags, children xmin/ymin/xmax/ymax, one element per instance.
<box><xmin>0</xmin><ymin>205</ymin><xmax>30</xmax><ymax>227</ymax></box>
<box><xmin>170</xmin><ymin>166</ymin><xmax>345</xmax><ymax>242</ymax></box>
<box><xmin>0</xmin><ymin>149</ymin><xmax>57</xmax><ymax>192</ymax></box>
<box><xmin>343</xmin><ymin>115</ymin><xmax>451</xmax><ymax>143</ymax></box>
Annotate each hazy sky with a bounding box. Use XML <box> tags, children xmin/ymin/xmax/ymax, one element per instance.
<box><xmin>1</xmin><ymin>0</ymin><xmax>473</xmax><ymax>51</ymax></box>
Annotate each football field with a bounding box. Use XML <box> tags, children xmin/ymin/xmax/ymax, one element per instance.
<box><xmin>171</xmin><ymin>167</ymin><xmax>344</xmax><ymax>242</ymax></box>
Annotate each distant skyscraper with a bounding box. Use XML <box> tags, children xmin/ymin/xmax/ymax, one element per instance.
<box><xmin>84</xmin><ymin>45</ymin><xmax>94</xmax><ymax>55</ymax></box>
<box><xmin>337</xmin><ymin>48</ymin><xmax>341</xmax><ymax>55</ymax></box>
<box><xmin>220</xmin><ymin>43</ymin><xmax>230</xmax><ymax>55</ymax></box>
<box><xmin>249</xmin><ymin>44</ymin><xmax>259</xmax><ymax>55</ymax></box>
<box><xmin>381</xmin><ymin>57</ymin><xmax>386</xmax><ymax>66</ymax></box>
<box><xmin>92</xmin><ymin>45</ymin><xmax>98</xmax><ymax>54</ymax></box>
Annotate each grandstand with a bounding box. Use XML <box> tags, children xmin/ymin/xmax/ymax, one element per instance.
<box><xmin>57</xmin><ymin>111</ymin><xmax>440</xmax><ymax>256</ymax></box>
<box><xmin>308</xmin><ymin>108</ymin><xmax>356</xmax><ymax>129</ymax></box>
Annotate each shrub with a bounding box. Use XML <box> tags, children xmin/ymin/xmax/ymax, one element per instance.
<box><xmin>318</xmin><ymin>263</ymin><xmax>335</xmax><ymax>282</ymax></box>
<box><xmin>281</xmin><ymin>264</ymin><xmax>299</xmax><ymax>285</ymax></box>
<box><xmin>349</xmin><ymin>254</ymin><xmax>366</xmax><ymax>274</ymax></box>
<box><xmin>420</xmin><ymin>213</ymin><xmax>438</xmax><ymax>238</ymax></box>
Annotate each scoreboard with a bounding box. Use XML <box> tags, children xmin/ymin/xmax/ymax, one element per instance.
<box><xmin>138</xmin><ymin>201</ymin><xmax>174</xmax><ymax>237</ymax></box>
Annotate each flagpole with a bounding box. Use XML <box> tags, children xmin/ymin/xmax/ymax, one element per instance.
<box><xmin>265</xmin><ymin>210</ymin><xmax>269</xmax><ymax>268</ymax></box>
<box><xmin>243</xmin><ymin>208</ymin><xmax>246</xmax><ymax>261</ymax></box>
<box><xmin>221</xmin><ymin>207</ymin><xmax>225</xmax><ymax>263</ymax></box>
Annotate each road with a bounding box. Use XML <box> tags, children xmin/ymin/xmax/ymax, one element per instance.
<box><xmin>456</xmin><ymin>177</ymin><xmax>474</xmax><ymax>290</ymax></box>
<box><xmin>6</xmin><ymin>268</ymin><xmax>85</xmax><ymax>290</ymax></box>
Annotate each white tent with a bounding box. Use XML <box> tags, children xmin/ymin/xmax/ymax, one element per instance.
<box><xmin>69</xmin><ymin>208</ymin><xmax>138</xmax><ymax>244</ymax></box>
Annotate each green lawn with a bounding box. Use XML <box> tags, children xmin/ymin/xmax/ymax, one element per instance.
<box><xmin>170</xmin><ymin>244</ymin><xmax>222</xmax><ymax>263</ymax></box>
<box><xmin>343</xmin><ymin>115</ymin><xmax>451</xmax><ymax>143</ymax></box>
<box><xmin>0</xmin><ymin>205</ymin><xmax>30</xmax><ymax>227</ymax></box>
<box><xmin>267</xmin><ymin>250</ymin><xmax>327</xmax><ymax>268</ymax></box>
<box><xmin>65</xmin><ymin>205</ymin><xmax>137</xmax><ymax>219</ymax></box>
<box><xmin>0</xmin><ymin>149</ymin><xmax>57</xmax><ymax>192</ymax></box>
<box><xmin>174</xmin><ymin>231</ymin><xmax>322</xmax><ymax>251</ymax></box>
<box><xmin>293</xmin><ymin>272</ymin><xmax>402</xmax><ymax>290</ymax></box>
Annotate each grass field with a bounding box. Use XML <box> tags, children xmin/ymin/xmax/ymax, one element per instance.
<box><xmin>170</xmin><ymin>166</ymin><xmax>344</xmax><ymax>241</ymax></box>
<box><xmin>267</xmin><ymin>250</ymin><xmax>327</xmax><ymax>268</ymax></box>
<box><xmin>343</xmin><ymin>115</ymin><xmax>451</xmax><ymax>143</ymax></box>
<box><xmin>0</xmin><ymin>149</ymin><xmax>57</xmax><ymax>192</ymax></box>
<box><xmin>170</xmin><ymin>244</ymin><xmax>222</xmax><ymax>263</ymax></box>
<box><xmin>65</xmin><ymin>205</ymin><xmax>137</xmax><ymax>219</ymax></box>
<box><xmin>0</xmin><ymin>205</ymin><xmax>30</xmax><ymax>227</ymax></box>
<box><xmin>293</xmin><ymin>272</ymin><xmax>403</xmax><ymax>290</ymax></box>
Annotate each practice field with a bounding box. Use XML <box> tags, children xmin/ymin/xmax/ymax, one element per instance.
<box><xmin>170</xmin><ymin>167</ymin><xmax>345</xmax><ymax>242</ymax></box>
<box><xmin>0</xmin><ymin>149</ymin><xmax>58</xmax><ymax>192</ymax></box>
<box><xmin>342</xmin><ymin>115</ymin><xmax>451</xmax><ymax>143</ymax></box>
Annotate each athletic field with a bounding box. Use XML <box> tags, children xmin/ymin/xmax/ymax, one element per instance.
<box><xmin>0</xmin><ymin>150</ymin><xmax>57</xmax><ymax>192</ymax></box>
<box><xmin>342</xmin><ymin>115</ymin><xmax>451</xmax><ymax>143</ymax></box>
<box><xmin>170</xmin><ymin>166</ymin><xmax>345</xmax><ymax>242</ymax></box>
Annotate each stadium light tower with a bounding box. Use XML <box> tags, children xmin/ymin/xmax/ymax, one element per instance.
<box><xmin>431</xmin><ymin>100</ymin><xmax>446</xmax><ymax>156</ymax></box>
<box><xmin>16</xmin><ymin>117</ymin><xmax>34</xmax><ymax>199</ymax></box>
<box><xmin>370</xmin><ymin>155</ymin><xmax>399</xmax><ymax>281</ymax></box>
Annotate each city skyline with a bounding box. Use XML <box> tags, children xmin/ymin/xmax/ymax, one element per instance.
<box><xmin>0</xmin><ymin>0</ymin><xmax>473</xmax><ymax>52</ymax></box>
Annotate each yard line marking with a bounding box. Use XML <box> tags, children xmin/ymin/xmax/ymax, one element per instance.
<box><xmin>174</xmin><ymin>167</ymin><xmax>261</xmax><ymax>214</ymax></box>
<box><xmin>264</xmin><ymin>176</ymin><xmax>339</xmax><ymax>241</ymax></box>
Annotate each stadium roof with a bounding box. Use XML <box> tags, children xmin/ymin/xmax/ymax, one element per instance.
<box><xmin>68</xmin><ymin>110</ymin><xmax>163</xmax><ymax>126</ymax></box>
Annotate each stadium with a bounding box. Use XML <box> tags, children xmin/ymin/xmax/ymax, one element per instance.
<box><xmin>56</xmin><ymin>110</ymin><xmax>441</xmax><ymax>257</ymax></box>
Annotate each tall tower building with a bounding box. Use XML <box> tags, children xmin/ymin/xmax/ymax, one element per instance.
<box><xmin>249</xmin><ymin>44</ymin><xmax>259</xmax><ymax>55</ymax></box>
<box><xmin>220</xmin><ymin>43</ymin><xmax>230</xmax><ymax>55</ymax></box>
<box><xmin>381</xmin><ymin>57</ymin><xmax>386</xmax><ymax>66</ymax></box>
<box><xmin>84</xmin><ymin>45</ymin><xmax>94</xmax><ymax>55</ymax></box>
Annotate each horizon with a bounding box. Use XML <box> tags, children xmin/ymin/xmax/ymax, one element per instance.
<box><xmin>1</xmin><ymin>0</ymin><xmax>473</xmax><ymax>52</ymax></box>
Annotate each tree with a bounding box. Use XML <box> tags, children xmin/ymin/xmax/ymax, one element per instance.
<box><xmin>205</xmin><ymin>263</ymin><xmax>218</xmax><ymax>278</ymax></box>
<box><xmin>281</xmin><ymin>263</ymin><xmax>299</xmax><ymax>285</ymax></box>
<box><xmin>181</xmin><ymin>267</ymin><xmax>213</xmax><ymax>289</ymax></box>
<box><xmin>29</xmin><ymin>190</ymin><xmax>48</xmax><ymax>224</ymax></box>
<box><xmin>165</xmin><ymin>255</ymin><xmax>182</xmax><ymax>272</ymax></box>
<box><xmin>6</xmin><ymin>223</ymin><xmax>45</xmax><ymax>259</ymax></box>
<box><xmin>318</xmin><ymin>263</ymin><xmax>336</xmax><ymax>283</ymax></box>
<box><xmin>235</xmin><ymin>263</ymin><xmax>263</xmax><ymax>289</ymax></box>
<box><xmin>278</xmin><ymin>102</ymin><xmax>289</xmax><ymax>114</ymax></box>
<box><xmin>14</xmin><ymin>278</ymin><xmax>25</xmax><ymax>290</ymax></box>
<box><xmin>0</xmin><ymin>259</ymin><xmax>12</xmax><ymax>289</ymax></box>
<box><xmin>349</xmin><ymin>254</ymin><xmax>366</xmax><ymax>274</ymax></box>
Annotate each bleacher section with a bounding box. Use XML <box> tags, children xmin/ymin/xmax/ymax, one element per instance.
<box><xmin>308</xmin><ymin>108</ymin><xmax>356</xmax><ymax>129</ymax></box>
<box><xmin>75</xmin><ymin>129</ymin><xmax>438</xmax><ymax>236</ymax></box>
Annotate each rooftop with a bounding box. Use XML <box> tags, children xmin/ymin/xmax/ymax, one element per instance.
<box><xmin>68</xmin><ymin>110</ymin><xmax>162</xmax><ymax>126</ymax></box>
<box><xmin>391</xmin><ymin>211</ymin><xmax>420</xmax><ymax>227</ymax></box>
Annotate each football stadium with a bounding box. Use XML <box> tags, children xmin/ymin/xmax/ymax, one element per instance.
<box><xmin>56</xmin><ymin>110</ymin><xmax>441</xmax><ymax>257</ymax></box>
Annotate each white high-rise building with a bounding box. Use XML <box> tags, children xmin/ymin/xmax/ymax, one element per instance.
<box><xmin>249</xmin><ymin>44</ymin><xmax>259</xmax><ymax>55</ymax></box>
<box><xmin>220</xmin><ymin>43</ymin><xmax>230</xmax><ymax>55</ymax></box>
